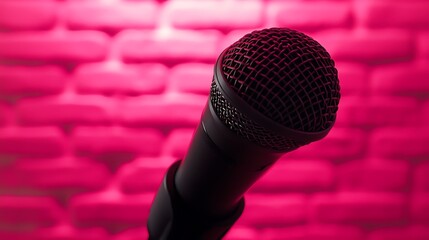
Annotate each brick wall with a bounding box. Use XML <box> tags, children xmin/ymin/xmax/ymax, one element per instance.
<box><xmin>0</xmin><ymin>0</ymin><xmax>428</xmax><ymax>239</ymax></box>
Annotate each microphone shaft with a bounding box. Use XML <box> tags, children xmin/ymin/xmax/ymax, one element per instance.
<box><xmin>147</xmin><ymin>101</ymin><xmax>280</xmax><ymax>239</ymax></box>
<box><xmin>175</xmin><ymin>100</ymin><xmax>280</xmax><ymax>217</ymax></box>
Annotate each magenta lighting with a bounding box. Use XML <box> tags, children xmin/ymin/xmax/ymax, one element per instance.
<box><xmin>0</xmin><ymin>0</ymin><xmax>428</xmax><ymax>240</ymax></box>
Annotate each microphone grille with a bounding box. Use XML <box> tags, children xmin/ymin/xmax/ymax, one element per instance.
<box><xmin>211</xmin><ymin>80</ymin><xmax>301</xmax><ymax>151</ymax></box>
<box><xmin>211</xmin><ymin>28</ymin><xmax>340</xmax><ymax>151</ymax></box>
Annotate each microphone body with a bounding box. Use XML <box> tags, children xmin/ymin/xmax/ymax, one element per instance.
<box><xmin>147</xmin><ymin>28</ymin><xmax>340</xmax><ymax>239</ymax></box>
<box><xmin>175</xmin><ymin>100</ymin><xmax>279</xmax><ymax>217</ymax></box>
<box><xmin>148</xmin><ymin>58</ymin><xmax>282</xmax><ymax>240</ymax></box>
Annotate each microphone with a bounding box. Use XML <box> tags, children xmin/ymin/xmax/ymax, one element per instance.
<box><xmin>147</xmin><ymin>28</ymin><xmax>340</xmax><ymax>239</ymax></box>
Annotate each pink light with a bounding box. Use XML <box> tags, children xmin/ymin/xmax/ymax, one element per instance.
<box><xmin>0</xmin><ymin>0</ymin><xmax>428</xmax><ymax>239</ymax></box>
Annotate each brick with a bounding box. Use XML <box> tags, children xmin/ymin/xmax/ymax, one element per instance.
<box><xmin>112</xmin><ymin>227</ymin><xmax>149</xmax><ymax>240</ymax></box>
<box><xmin>169</xmin><ymin>63</ymin><xmax>213</xmax><ymax>95</ymax></box>
<box><xmin>335</xmin><ymin>63</ymin><xmax>368</xmax><ymax>96</ymax></box>
<box><xmin>17</xmin><ymin>95</ymin><xmax>116</xmax><ymax>126</ymax></box>
<box><xmin>261</xmin><ymin>227</ymin><xmax>307</xmax><ymax>240</ymax></box>
<box><xmin>237</xmin><ymin>194</ymin><xmax>307</xmax><ymax>227</ymax></box>
<box><xmin>412</xmin><ymin>194</ymin><xmax>429</xmax><ymax>222</ymax></box>
<box><xmin>0</xmin><ymin>158</ymin><xmax>110</xmax><ymax>195</ymax></box>
<box><xmin>0</xmin><ymin>229</ymin><xmax>107</xmax><ymax>240</ymax></box>
<box><xmin>370</xmin><ymin>128</ymin><xmax>429</xmax><ymax>159</ymax></box>
<box><xmin>0</xmin><ymin>127</ymin><xmax>65</xmax><ymax>157</ymax></box>
<box><xmin>287</xmin><ymin>128</ymin><xmax>366</xmax><ymax>161</ymax></box>
<box><xmin>0</xmin><ymin>232</ymin><xmax>29</xmax><ymax>240</ymax></box>
<box><xmin>418</xmin><ymin>32</ymin><xmax>429</xmax><ymax>59</ymax></box>
<box><xmin>311</xmin><ymin>192</ymin><xmax>407</xmax><ymax>224</ymax></box>
<box><xmin>0</xmin><ymin>66</ymin><xmax>66</xmax><ymax>97</ymax></box>
<box><xmin>260</xmin><ymin>225</ymin><xmax>363</xmax><ymax>240</ymax></box>
<box><xmin>163</xmin><ymin>128</ymin><xmax>194</xmax><ymax>158</ymax></box>
<box><xmin>250</xmin><ymin>159</ymin><xmax>334</xmax><ymax>192</ymax></box>
<box><xmin>0</xmin><ymin>1</ymin><xmax>57</xmax><ymax>31</ymax></box>
<box><xmin>423</xmin><ymin>102</ymin><xmax>429</xmax><ymax>124</ymax></box>
<box><xmin>70</xmin><ymin>193</ymin><xmax>153</xmax><ymax>230</ymax></box>
<box><xmin>269</xmin><ymin>2</ymin><xmax>352</xmax><ymax>31</ymax></box>
<box><xmin>0</xmin><ymin>104</ymin><xmax>9</xmax><ymax>126</ymax></box>
<box><xmin>315</xmin><ymin>30</ymin><xmax>413</xmax><ymax>63</ymax></box>
<box><xmin>223</xmin><ymin>227</ymin><xmax>257</xmax><ymax>240</ymax></box>
<box><xmin>0</xmin><ymin>196</ymin><xmax>62</xmax><ymax>227</ymax></box>
<box><xmin>74</xmin><ymin>63</ymin><xmax>167</xmax><ymax>95</ymax></box>
<box><xmin>165</xmin><ymin>1</ymin><xmax>262</xmax><ymax>30</ymax></box>
<box><xmin>369</xmin><ymin>226</ymin><xmax>429</xmax><ymax>240</ymax></box>
<box><xmin>415</xmin><ymin>163</ymin><xmax>429</xmax><ymax>192</ymax></box>
<box><xmin>357</xmin><ymin>1</ymin><xmax>429</xmax><ymax>28</ymax></box>
<box><xmin>73</xmin><ymin>127</ymin><xmax>164</xmax><ymax>169</ymax></box>
<box><xmin>337</xmin><ymin>159</ymin><xmax>409</xmax><ymax>192</ymax></box>
<box><xmin>336</xmin><ymin>96</ymin><xmax>419</xmax><ymax>127</ymax></box>
<box><xmin>66</xmin><ymin>2</ymin><xmax>158</xmax><ymax>31</ymax></box>
<box><xmin>6</xmin><ymin>227</ymin><xmax>110</xmax><ymax>240</ymax></box>
<box><xmin>364</xmin><ymin>97</ymin><xmax>420</xmax><ymax>126</ymax></box>
<box><xmin>120</xmin><ymin>96</ymin><xmax>206</xmax><ymax>127</ymax></box>
<box><xmin>118</xmin><ymin>30</ymin><xmax>221</xmax><ymax>63</ymax></box>
<box><xmin>118</xmin><ymin>157</ymin><xmax>172</xmax><ymax>194</ymax></box>
<box><xmin>305</xmin><ymin>225</ymin><xmax>363</xmax><ymax>240</ymax></box>
<box><xmin>371</xmin><ymin>65</ymin><xmax>429</xmax><ymax>95</ymax></box>
<box><xmin>219</xmin><ymin>30</ymin><xmax>254</xmax><ymax>52</ymax></box>
<box><xmin>0</xmin><ymin>31</ymin><xmax>109</xmax><ymax>62</ymax></box>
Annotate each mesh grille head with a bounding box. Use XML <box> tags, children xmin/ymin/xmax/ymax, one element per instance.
<box><xmin>211</xmin><ymin>80</ymin><xmax>301</xmax><ymax>151</ymax></box>
<box><xmin>211</xmin><ymin>28</ymin><xmax>340</xmax><ymax>151</ymax></box>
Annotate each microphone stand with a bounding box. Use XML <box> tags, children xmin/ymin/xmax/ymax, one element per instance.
<box><xmin>147</xmin><ymin>160</ymin><xmax>245</xmax><ymax>240</ymax></box>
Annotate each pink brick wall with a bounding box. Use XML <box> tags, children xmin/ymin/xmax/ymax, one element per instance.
<box><xmin>0</xmin><ymin>0</ymin><xmax>428</xmax><ymax>239</ymax></box>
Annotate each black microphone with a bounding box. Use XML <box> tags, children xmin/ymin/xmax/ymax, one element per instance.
<box><xmin>147</xmin><ymin>28</ymin><xmax>340</xmax><ymax>239</ymax></box>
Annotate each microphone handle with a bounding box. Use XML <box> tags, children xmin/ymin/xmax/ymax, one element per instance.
<box><xmin>148</xmin><ymin>101</ymin><xmax>280</xmax><ymax>239</ymax></box>
<box><xmin>147</xmin><ymin>160</ymin><xmax>244</xmax><ymax>240</ymax></box>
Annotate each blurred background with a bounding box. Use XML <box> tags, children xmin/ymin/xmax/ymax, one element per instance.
<box><xmin>0</xmin><ymin>0</ymin><xmax>428</xmax><ymax>239</ymax></box>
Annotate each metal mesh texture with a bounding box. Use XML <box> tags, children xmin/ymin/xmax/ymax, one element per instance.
<box><xmin>211</xmin><ymin>80</ymin><xmax>300</xmax><ymax>151</ymax></box>
<box><xmin>210</xmin><ymin>28</ymin><xmax>340</xmax><ymax>151</ymax></box>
